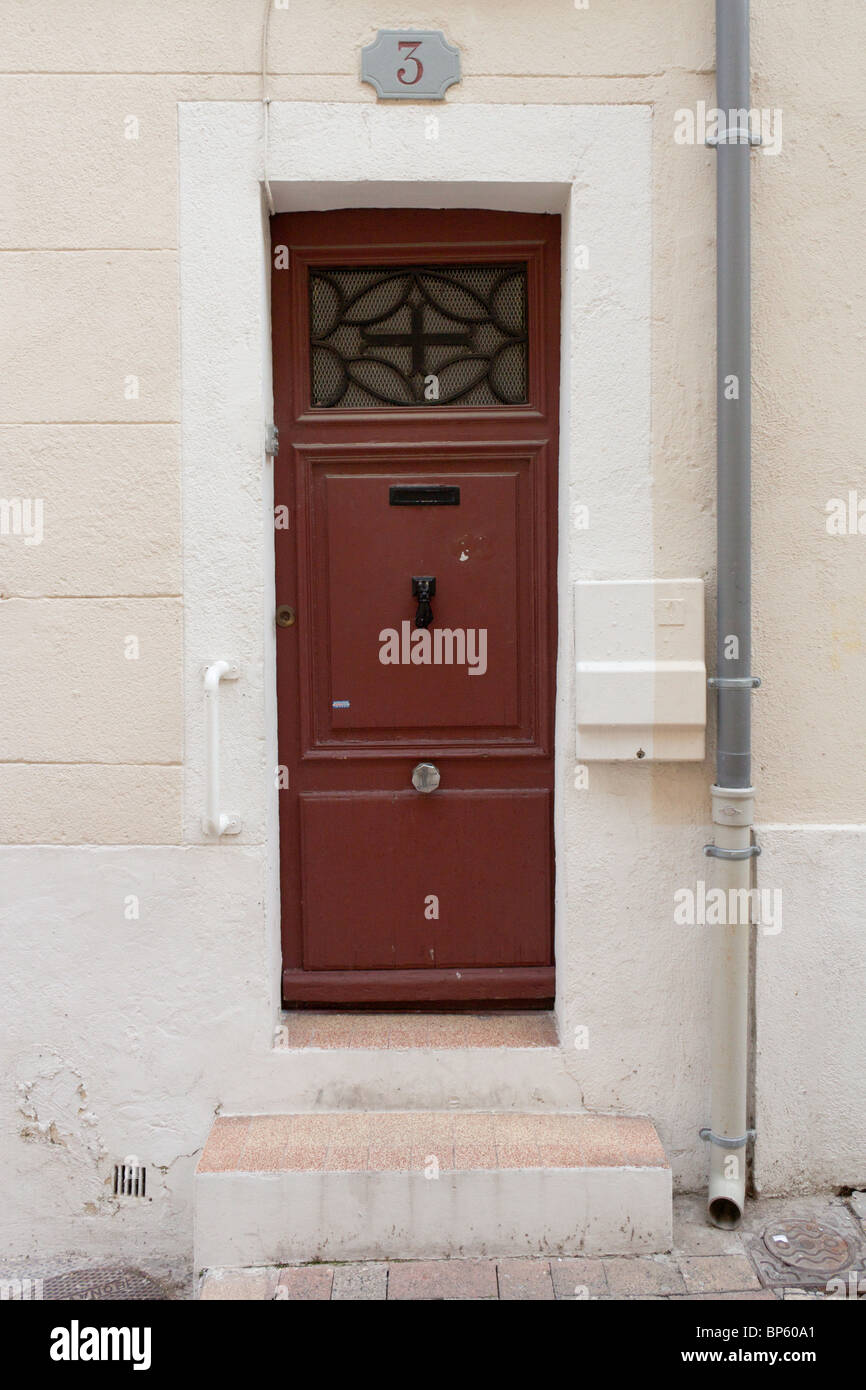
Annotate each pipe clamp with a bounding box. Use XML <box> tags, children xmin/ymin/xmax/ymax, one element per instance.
<box><xmin>700</xmin><ymin>1127</ymin><xmax>756</xmax><ymax>1149</ymax></box>
<box><xmin>704</xmin><ymin>843</ymin><xmax>761</xmax><ymax>860</ymax></box>
<box><xmin>706</xmin><ymin>127</ymin><xmax>763</xmax><ymax>147</ymax></box>
<box><xmin>708</xmin><ymin>676</ymin><xmax>761</xmax><ymax>688</ymax></box>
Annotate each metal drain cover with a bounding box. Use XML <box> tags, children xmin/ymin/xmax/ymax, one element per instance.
<box><xmin>762</xmin><ymin>1218</ymin><xmax>853</xmax><ymax>1275</ymax></box>
<box><xmin>41</xmin><ymin>1267</ymin><xmax>170</xmax><ymax>1301</ymax></box>
<box><xmin>743</xmin><ymin>1215</ymin><xmax>863</xmax><ymax>1290</ymax></box>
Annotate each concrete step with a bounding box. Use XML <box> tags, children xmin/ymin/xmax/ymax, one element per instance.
<box><xmin>222</xmin><ymin>1011</ymin><xmax>587</xmax><ymax>1114</ymax></box>
<box><xmin>194</xmin><ymin>1112</ymin><xmax>671</xmax><ymax>1265</ymax></box>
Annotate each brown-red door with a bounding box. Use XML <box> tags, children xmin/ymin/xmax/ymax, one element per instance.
<box><xmin>272</xmin><ymin>209</ymin><xmax>559</xmax><ymax>1005</ymax></box>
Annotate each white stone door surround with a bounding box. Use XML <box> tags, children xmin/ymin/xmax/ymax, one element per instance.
<box><xmin>178</xmin><ymin>99</ymin><xmax>652</xmax><ymax>1033</ymax></box>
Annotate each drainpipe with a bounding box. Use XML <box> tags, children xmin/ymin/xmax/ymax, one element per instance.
<box><xmin>702</xmin><ymin>0</ymin><xmax>760</xmax><ymax>1229</ymax></box>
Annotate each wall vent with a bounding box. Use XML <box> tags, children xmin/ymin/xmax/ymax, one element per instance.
<box><xmin>113</xmin><ymin>1160</ymin><xmax>147</xmax><ymax>1198</ymax></box>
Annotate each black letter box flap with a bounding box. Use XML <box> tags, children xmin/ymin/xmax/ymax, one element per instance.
<box><xmin>389</xmin><ymin>485</ymin><xmax>460</xmax><ymax>506</ymax></box>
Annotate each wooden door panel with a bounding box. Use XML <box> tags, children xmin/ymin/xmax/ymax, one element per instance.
<box><xmin>323</xmin><ymin>466</ymin><xmax>518</xmax><ymax>732</ymax></box>
<box><xmin>299</xmin><ymin>791</ymin><xmax>551</xmax><ymax>970</ymax></box>
<box><xmin>273</xmin><ymin>208</ymin><xmax>560</xmax><ymax>1005</ymax></box>
<box><xmin>298</xmin><ymin>447</ymin><xmax>549</xmax><ymax>747</ymax></box>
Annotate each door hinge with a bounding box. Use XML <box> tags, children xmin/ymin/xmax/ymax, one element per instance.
<box><xmin>265</xmin><ymin>423</ymin><xmax>279</xmax><ymax>456</ymax></box>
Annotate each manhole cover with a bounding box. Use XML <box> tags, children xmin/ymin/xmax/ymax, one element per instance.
<box><xmin>762</xmin><ymin>1219</ymin><xmax>854</xmax><ymax>1277</ymax></box>
<box><xmin>41</xmin><ymin>1267</ymin><xmax>170</xmax><ymax>1301</ymax></box>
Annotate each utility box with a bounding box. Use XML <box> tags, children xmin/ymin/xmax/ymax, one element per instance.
<box><xmin>575</xmin><ymin>579</ymin><xmax>706</xmax><ymax>761</ymax></box>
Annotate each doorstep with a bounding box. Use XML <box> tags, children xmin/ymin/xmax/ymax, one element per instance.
<box><xmin>276</xmin><ymin>1009</ymin><xmax>559</xmax><ymax>1050</ymax></box>
<box><xmin>194</xmin><ymin>1111</ymin><xmax>672</xmax><ymax>1266</ymax></box>
<box><xmin>225</xmin><ymin>1010</ymin><xmax>586</xmax><ymax>1113</ymax></box>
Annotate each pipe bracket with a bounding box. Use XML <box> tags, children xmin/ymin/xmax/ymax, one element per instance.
<box><xmin>700</xmin><ymin>1127</ymin><xmax>756</xmax><ymax>1149</ymax></box>
<box><xmin>703</xmin><ymin>843</ymin><xmax>761</xmax><ymax>860</ymax></box>
<box><xmin>705</xmin><ymin>127</ymin><xmax>763</xmax><ymax>147</ymax></box>
<box><xmin>708</xmin><ymin>676</ymin><xmax>761</xmax><ymax>688</ymax></box>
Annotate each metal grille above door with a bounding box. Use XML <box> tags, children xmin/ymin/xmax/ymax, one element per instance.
<box><xmin>309</xmin><ymin>263</ymin><xmax>528</xmax><ymax>408</ymax></box>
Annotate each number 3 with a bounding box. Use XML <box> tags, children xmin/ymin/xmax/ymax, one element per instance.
<box><xmin>397</xmin><ymin>40</ymin><xmax>424</xmax><ymax>86</ymax></box>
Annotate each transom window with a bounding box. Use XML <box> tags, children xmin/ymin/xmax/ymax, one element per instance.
<box><xmin>308</xmin><ymin>263</ymin><xmax>529</xmax><ymax>408</ymax></box>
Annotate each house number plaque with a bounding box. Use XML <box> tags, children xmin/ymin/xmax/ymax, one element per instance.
<box><xmin>361</xmin><ymin>30</ymin><xmax>461</xmax><ymax>100</ymax></box>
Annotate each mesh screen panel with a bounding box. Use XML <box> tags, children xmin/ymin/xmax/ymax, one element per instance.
<box><xmin>309</xmin><ymin>263</ymin><xmax>529</xmax><ymax>408</ymax></box>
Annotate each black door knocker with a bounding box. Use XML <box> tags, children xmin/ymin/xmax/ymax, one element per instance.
<box><xmin>412</xmin><ymin>576</ymin><xmax>436</xmax><ymax>629</ymax></box>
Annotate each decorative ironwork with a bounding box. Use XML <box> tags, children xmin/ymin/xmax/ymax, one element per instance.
<box><xmin>309</xmin><ymin>263</ymin><xmax>529</xmax><ymax>408</ymax></box>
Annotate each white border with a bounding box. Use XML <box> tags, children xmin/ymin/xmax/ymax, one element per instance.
<box><xmin>178</xmin><ymin>101</ymin><xmax>652</xmax><ymax>1032</ymax></box>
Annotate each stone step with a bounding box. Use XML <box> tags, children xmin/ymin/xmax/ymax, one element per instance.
<box><xmin>194</xmin><ymin>1112</ymin><xmax>671</xmax><ymax>1265</ymax></box>
<box><xmin>222</xmin><ymin>1011</ymin><xmax>587</xmax><ymax>1114</ymax></box>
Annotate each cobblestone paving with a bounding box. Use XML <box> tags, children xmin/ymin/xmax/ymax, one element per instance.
<box><xmin>197</xmin><ymin>1192</ymin><xmax>866</xmax><ymax>1301</ymax></box>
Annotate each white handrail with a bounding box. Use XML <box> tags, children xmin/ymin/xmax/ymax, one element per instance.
<box><xmin>202</xmin><ymin>660</ymin><xmax>241</xmax><ymax>836</ymax></box>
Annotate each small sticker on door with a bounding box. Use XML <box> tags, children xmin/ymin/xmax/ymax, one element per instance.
<box><xmin>332</xmin><ymin>699</ymin><xmax>350</xmax><ymax>708</ymax></box>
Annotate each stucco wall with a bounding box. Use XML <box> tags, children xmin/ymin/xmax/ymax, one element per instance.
<box><xmin>1</xmin><ymin>1</ymin><xmax>864</xmax><ymax>1274</ymax></box>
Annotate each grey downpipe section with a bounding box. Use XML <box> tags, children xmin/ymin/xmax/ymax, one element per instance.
<box><xmin>704</xmin><ymin>0</ymin><xmax>758</xmax><ymax>1230</ymax></box>
<box><xmin>716</xmin><ymin>0</ymin><xmax>753</xmax><ymax>790</ymax></box>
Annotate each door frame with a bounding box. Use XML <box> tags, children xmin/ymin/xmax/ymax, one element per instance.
<box><xmin>178</xmin><ymin>100</ymin><xmax>653</xmax><ymax>1037</ymax></box>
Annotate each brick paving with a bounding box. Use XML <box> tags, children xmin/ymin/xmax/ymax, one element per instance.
<box><xmin>679</xmin><ymin>1253</ymin><xmax>761</xmax><ymax>1295</ymax></box>
<box><xmin>198</xmin><ymin>1193</ymin><xmax>866</xmax><ymax>1301</ymax></box>
<box><xmin>275</xmin><ymin>1266</ymin><xmax>334</xmax><ymax>1300</ymax></box>
<box><xmin>604</xmin><ymin>1256</ymin><xmax>687</xmax><ymax>1298</ymax></box>
<box><xmin>549</xmin><ymin>1256</ymin><xmax>608</xmax><ymax>1299</ymax></box>
<box><xmin>331</xmin><ymin>1263</ymin><xmax>389</xmax><ymax>1301</ymax></box>
<box><xmin>496</xmin><ymin>1258</ymin><xmax>556</xmax><ymax>1301</ymax></box>
<box><xmin>387</xmin><ymin>1259</ymin><xmax>499</xmax><ymax>1301</ymax></box>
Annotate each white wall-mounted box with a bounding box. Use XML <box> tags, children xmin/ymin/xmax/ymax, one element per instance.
<box><xmin>575</xmin><ymin>579</ymin><xmax>706</xmax><ymax>761</ymax></box>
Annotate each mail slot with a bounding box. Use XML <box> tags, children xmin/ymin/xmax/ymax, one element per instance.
<box><xmin>389</xmin><ymin>484</ymin><xmax>460</xmax><ymax>506</ymax></box>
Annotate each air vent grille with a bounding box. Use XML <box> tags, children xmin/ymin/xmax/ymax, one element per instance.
<box><xmin>113</xmin><ymin>1160</ymin><xmax>147</xmax><ymax>1198</ymax></box>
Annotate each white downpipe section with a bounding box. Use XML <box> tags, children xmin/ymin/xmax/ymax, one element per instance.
<box><xmin>202</xmin><ymin>660</ymin><xmax>241</xmax><ymax>837</ymax></box>
<box><xmin>707</xmin><ymin>784</ymin><xmax>754</xmax><ymax>1227</ymax></box>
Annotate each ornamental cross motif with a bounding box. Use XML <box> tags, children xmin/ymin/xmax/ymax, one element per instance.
<box><xmin>361</xmin><ymin>302</ymin><xmax>472</xmax><ymax>377</ymax></box>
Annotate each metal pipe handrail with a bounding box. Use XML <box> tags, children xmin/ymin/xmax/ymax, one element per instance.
<box><xmin>202</xmin><ymin>660</ymin><xmax>241</xmax><ymax>836</ymax></box>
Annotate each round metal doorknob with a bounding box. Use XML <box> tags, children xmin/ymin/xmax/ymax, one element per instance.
<box><xmin>276</xmin><ymin>604</ymin><xmax>296</xmax><ymax>628</ymax></box>
<box><xmin>411</xmin><ymin>761</ymin><xmax>440</xmax><ymax>793</ymax></box>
